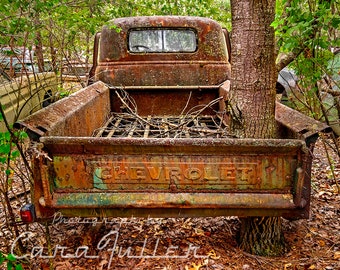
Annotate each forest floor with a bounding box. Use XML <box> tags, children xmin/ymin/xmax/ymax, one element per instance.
<box><xmin>1</xmin><ymin>136</ymin><xmax>339</xmax><ymax>270</ymax></box>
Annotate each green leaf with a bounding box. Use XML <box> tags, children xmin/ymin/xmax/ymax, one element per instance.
<box><xmin>0</xmin><ymin>144</ymin><xmax>11</xmax><ymax>155</ymax></box>
<box><xmin>15</xmin><ymin>264</ymin><xmax>24</xmax><ymax>270</ymax></box>
<box><xmin>16</xmin><ymin>130</ymin><xmax>28</xmax><ymax>140</ymax></box>
<box><xmin>7</xmin><ymin>261</ymin><xmax>14</xmax><ymax>270</ymax></box>
<box><xmin>11</xmin><ymin>150</ymin><xmax>20</xmax><ymax>159</ymax></box>
<box><xmin>6</xmin><ymin>254</ymin><xmax>16</xmax><ymax>262</ymax></box>
<box><xmin>331</xmin><ymin>17</ymin><xmax>340</xmax><ymax>28</ymax></box>
<box><xmin>0</xmin><ymin>251</ymin><xmax>5</xmax><ymax>264</ymax></box>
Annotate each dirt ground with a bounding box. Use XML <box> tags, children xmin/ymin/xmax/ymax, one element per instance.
<box><xmin>1</xmin><ymin>137</ymin><xmax>339</xmax><ymax>270</ymax></box>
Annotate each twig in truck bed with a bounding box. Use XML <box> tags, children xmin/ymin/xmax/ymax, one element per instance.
<box><xmin>93</xmin><ymin>88</ymin><xmax>232</xmax><ymax>138</ymax></box>
<box><xmin>95</xmin><ymin>113</ymin><xmax>231</xmax><ymax>138</ymax></box>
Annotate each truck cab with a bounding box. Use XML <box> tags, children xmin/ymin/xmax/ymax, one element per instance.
<box><xmin>90</xmin><ymin>16</ymin><xmax>231</xmax><ymax>87</ymax></box>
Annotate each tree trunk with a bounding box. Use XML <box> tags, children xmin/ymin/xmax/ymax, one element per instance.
<box><xmin>229</xmin><ymin>0</ymin><xmax>285</xmax><ymax>256</ymax></box>
<box><xmin>34</xmin><ymin>16</ymin><xmax>45</xmax><ymax>73</ymax></box>
<box><xmin>238</xmin><ymin>217</ymin><xmax>285</xmax><ymax>256</ymax></box>
<box><xmin>230</xmin><ymin>0</ymin><xmax>277</xmax><ymax>139</ymax></box>
<box><xmin>48</xmin><ymin>19</ymin><xmax>58</xmax><ymax>73</ymax></box>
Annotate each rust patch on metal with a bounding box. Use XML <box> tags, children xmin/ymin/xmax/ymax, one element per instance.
<box><xmin>15</xmin><ymin>81</ymin><xmax>110</xmax><ymax>139</ymax></box>
<box><xmin>52</xmin><ymin>192</ymin><xmax>295</xmax><ymax>210</ymax></box>
<box><xmin>96</xmin><ymin>16</ymin><xmax>231</xmax><ymax>86</ymax></box>
<box><xmin>52</xmin><ymin>155</ymin><xmax>294</xmax><ymax>192</ymax></box>
<box><xmin>275</xmin><ymin>101</ymin><xmax>331</xmax><ymax>140</ymax></box>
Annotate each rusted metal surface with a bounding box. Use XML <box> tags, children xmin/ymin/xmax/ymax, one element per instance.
<box><xmin>52</xmin><ymin>193</ymin><xmax>295</xmax><ymax>210</ymax></box>
<box><xmin>15</xmin><ymin>16</ymin><xmax>331</xmax><ymax>221</ymax></box>
<box><xmin>18</xmin><ymin>99</ymin><xmax>326</xmax><ymax>220</ymax></box>
<box><xmin>275</xmin><ymin>102</ymin><xmax>331</xmax><ymax>212</ymax></box>
<box><xmin>275</xmin><ymin>101</ymin><xmax>331</xmax><ymax>141</ymax></box>
<box><xmin>95</xmin><ymin>16</ymin><xmax>231</xmax><ymax>86</ymax></box>
<box><xmin>111</xmin><ymin>86</ymin><xmax>219</xmax><ymax>117</ymax></box>
<box><xmin>28</xmin><ymin>135</ymin><xmax>310</xmax><ymax>219</ymax></box>
<box><xmin>50</xmin><ymin>145</ymin><xmax>299</xmax><ymax>191</ymax></box>
<box><xmin>15</xmin><ymin>81</ymin><xmax>110</xmax><ymax>139</ymax></box>
<box><xmin>18</xmin><ymin>83</ymin><xmax>327</xmax><ymax>221</ymax></box>
<box><xmin>39</xmin><ymin>136</ymin><xmax>306</xmax><ymax>154</ymax></box>
<box><xmin>110</xmin><ymin>86</ymin><xmax>221</xmax><ymax>116</ymax></box>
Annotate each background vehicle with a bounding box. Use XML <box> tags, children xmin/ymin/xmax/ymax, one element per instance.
<box><xmin>0</xmin><ymin>72</ymin><xmax>59</xmax><ymax>131</ymax></box>
<box><xmin>277</xmin><ymin>50</ymin><xmax>340</xmax><ymax>136</ymax></box>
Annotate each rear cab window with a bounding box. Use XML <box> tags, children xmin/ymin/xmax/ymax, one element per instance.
<box><xmin>128</xmin><ymin>28</ymin><xmax>197</xmax><ymax>53</ymax></box>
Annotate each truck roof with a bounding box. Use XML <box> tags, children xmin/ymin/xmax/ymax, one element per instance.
<box><xmin>100</xmin><ymin>16</ymin><xmax>228</xmax><ymax>62</ymax></box>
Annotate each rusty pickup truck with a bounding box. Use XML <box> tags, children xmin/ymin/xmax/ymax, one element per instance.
<box><xmin>16</xmin><ymin>16</ymin><xmax>329</xmax><ymax>222</ymax></box>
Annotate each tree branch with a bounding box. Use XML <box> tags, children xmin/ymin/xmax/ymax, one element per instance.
<box><xmin>276</xmin><ymin>49</ymin><xmax>304</xmax><ymax>72</ymax></box>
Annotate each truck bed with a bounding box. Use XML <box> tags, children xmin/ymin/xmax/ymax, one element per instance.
<box><xmin>94</xmin><ymin>113</ymin><xmax>231</xmax><ymax>139</ymax></box>
<box><xmin>15</xmin><ymin>82</ymin><xmax>330</xmax><ymax>220</ymax></box>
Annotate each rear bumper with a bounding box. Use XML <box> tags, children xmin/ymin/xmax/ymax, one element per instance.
<box><xmin>45</xmin><ymin>192</ymin><xmax>307</xmax><ymax>219</ymax></box>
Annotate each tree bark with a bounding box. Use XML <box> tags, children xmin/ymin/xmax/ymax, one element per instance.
<box><xmin>34</xmin><ymin>16</ymin><xmax>45</xmax><ymax>73</ymax></box>
<box><xmin>238</xmin><ymin>217</ymin><xmax>285</xmax><ymax>256</ymax></box>
<box><xmin>230</xmin><ymin>0</ymin><xmax>286</xmax><ymax>256</ymax></box>
<box><xmin>230</xmin><ymin>0</ymin><xmax>277</xmax><ymax>139</ymax></box>
<box><xmin>48</xmin><ymin>19</ymin><xmax>58</xmax><ymax>73</ymax></box>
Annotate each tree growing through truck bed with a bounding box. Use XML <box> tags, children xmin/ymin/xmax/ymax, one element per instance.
<box><xmin>229</xmin><ymin>0</ymin><xmax>285</xmax><ymax>256</ymax></box>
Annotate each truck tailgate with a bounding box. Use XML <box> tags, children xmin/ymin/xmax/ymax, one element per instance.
<box><xmin>36</xmin><ymin>136</ymin><xmax>308</xmax><ymax>218</ymax></box>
